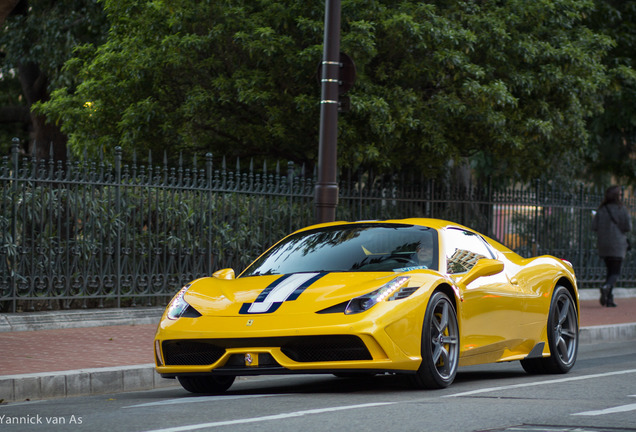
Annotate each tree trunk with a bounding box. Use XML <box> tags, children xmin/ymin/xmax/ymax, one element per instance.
<box><xmin>0</xmin><ymin>0</ymin><xmax>21</xmax><ymax>26</ymax></box>
<box><xmin>18</xmin><ymin>61</ymin><xmax>68</xmax><ymax>162</ymax></box>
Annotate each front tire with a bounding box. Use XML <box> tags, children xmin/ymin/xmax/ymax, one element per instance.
<box><xmin>521</xmin><ymin>285</ymin><xmax>578</xmax><ymax>374</ymax></box>
<box><xmin>177</xmin><ymin>375</ymin><xmax>235</xmax><ymax>394</ymax></box>
<box><xmin>409</xmin><ymin>291</ymin><xmax>459</xmax><ymax>389</ymax></box>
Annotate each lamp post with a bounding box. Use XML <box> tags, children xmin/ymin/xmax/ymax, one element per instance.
<box><xmin>315</xmin><ymin>0</ymin><xmax>341</xmax><ymax>223</ymax></box>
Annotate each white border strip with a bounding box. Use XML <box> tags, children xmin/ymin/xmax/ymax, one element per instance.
<box><xmin>444</xmin><ymin>369</ymin><xmax>636</xmax><ymax>398</ymax></box>
<box><xmin>142</xmin><ymin>402</ymin><xmax>395</xmax><ymax>432</ymax></box>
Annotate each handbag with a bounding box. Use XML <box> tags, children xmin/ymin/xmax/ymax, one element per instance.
<box><xmin>604</xmin><ymin>205</ymin><xmax>631</xmax><ymax>251</ymax></box>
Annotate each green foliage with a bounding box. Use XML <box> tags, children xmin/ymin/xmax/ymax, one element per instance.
<box><xmin>34</xmin><ymin>0</ymin><xmax>619</xmax><ymax>182</ymax></box>
<box><xmin>585</xmin><ymin>1</ymin><xmax>636</xmax><ymax>185</ymax></box>
<box><xmin>36</xmin><ymin>0</ymin><xmax>325</xmax><ymax>165</ymax></box>
<box><xmin>0</xmin><ymin>0</ymin><xmax>108</xmax><ymax>150</ymax></box>
<box><xmin>343</xmin><ymin>0</ymin><xmax>612</xmax><ymax>181</ymax></box>
<box><xmin>1</xmin><ymin>0</ymin><xmax>107</xmax><ymax>88</ymax></box>
<box><xmin>0</xmin><ymin>75</ymin><xmax>27</xmax><ymax>152</ymax></box>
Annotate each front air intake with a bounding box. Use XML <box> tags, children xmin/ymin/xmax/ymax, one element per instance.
<box><xmin>162</xmin><ymin>340</ymin><xmax>225</xmax><ymax>366</ymax></box>
<box><xmin>281</xmin><ymin>335</ymin><xmax>372</xmax><ymax>362</ymax></box>
<box><xmin>161</xmin><ymin>335</ymin><xmax>372</xmax><ymax>366</ymax></box>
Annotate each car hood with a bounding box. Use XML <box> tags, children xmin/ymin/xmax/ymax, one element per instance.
<box><xmin>182</xmin><ymin>272</ymin><xmax>425</xmax><ymax>316</ymax></box>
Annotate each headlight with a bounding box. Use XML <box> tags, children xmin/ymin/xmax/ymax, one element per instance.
<box><xmin>167</xmin><ymin>284</ymin><xmax>191</xmax><ymax>320</ymax></box>
<box><xmin>345</xmin><ymin>276</ymin><xmax>410</xmax><ymax>315</ymax></box>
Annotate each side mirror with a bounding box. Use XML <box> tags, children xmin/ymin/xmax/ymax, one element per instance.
<box><xmin>458</xmin><ymin>259</ymin><xmax>504</xmax><ymax>287</ymax></box>
<box><xmin>212</xmin><ymin>268</ymin><xmax>235</xmax><ymax>280</ymax></box>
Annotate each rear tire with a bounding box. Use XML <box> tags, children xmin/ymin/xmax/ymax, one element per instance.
<box><xmin>409</xmin><ymin>291</ymin><xmax>459</xmax><ymax>389</ymax></box>
<box><xmin>177</xmin><ymin>375</ymin><xmax>235</xmax><ymax>394</ymax></box>
<box><xmin>521</xmin><ymin>285</ymin><xmax>578</xmax><ymax>374</ymax></box>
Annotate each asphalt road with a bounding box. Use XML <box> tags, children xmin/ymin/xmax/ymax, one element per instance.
<box><xmin>1</xmin><ymin>340</ymin><xmax>635</xmax><ymax>432</ymax></box>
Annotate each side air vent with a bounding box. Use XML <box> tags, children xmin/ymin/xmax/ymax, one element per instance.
<box><xmin>316</xmin><ymin>301</ymin><xmax>348</xmax><ymax>314</ymax></box>
<box><xmin>390</xmin><ymin>286</ymin><xmax>418</xmax><ymax>301</ymax></box>
<box><xmin>181</xmin><ymin>305</ymin><xmax>202</xmax><ymax>318</ymax></box>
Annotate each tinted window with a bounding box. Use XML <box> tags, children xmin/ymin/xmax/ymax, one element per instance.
<box><xmin>444</xmin><ymin>228</ymin><xmax>495</xmax><ymax>274</ymax></box>
<box><xmin>241</xmin><ymin>224</ymin><xmax>438</xmax><ymax>276</ymax></box>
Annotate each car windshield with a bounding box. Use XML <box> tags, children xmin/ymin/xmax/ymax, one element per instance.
<box><xmin>241</xmin><ymin>223</ymin><xmax>438</xmax><ymax>276</ymax></box>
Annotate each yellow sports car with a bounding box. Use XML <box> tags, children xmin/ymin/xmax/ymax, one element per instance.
<box><xmin>154</xmin><ymin>218</ymin><xmax>579</xmax><ymax>393</ymax></box>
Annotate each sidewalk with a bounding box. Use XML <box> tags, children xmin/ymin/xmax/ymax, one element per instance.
<box><xmin>1</xmin><ymin>289</ymin><xmax>635</xmax><ymax>403</ymax></box>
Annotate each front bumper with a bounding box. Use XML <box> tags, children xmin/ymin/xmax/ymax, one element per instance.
<box><xmin>154</xmin><ymin>305</ymin><xmax>425</xmax><ymax>376</ymax></box>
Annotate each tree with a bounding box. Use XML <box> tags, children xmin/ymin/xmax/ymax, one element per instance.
<box><xmin>37</xmin><ymin>0</ymin><xmax>326</xmax><ymax>165</ymax></box>
<box><xmin>37</xmin><ymin>0</ymin><xmax>615</xmax><ymax>182</ymax></box>
<box><xmin>345</xmin><ymin>0</ymin><xmax>613</xmax><ymax>182</ymax></box>
<box><xmin>0</xmin><ymin>0</ymin><xmax>107</xmax><ymax>159</ymax></box>
<box><xmin>586</xmin><ymin>0</ymin><xmax>636</xmax><ymax>185</ymax></box>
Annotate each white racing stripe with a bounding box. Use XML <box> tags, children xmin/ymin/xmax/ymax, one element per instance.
<box><xmin>142</xmin><ymin>402</ymin><xmax>395</xmax><ymax>432</ymax></box>
<box><xmin>248</xmin><ymin>273</ymin><xmax>318</xmax><ymax>313</ymax></box>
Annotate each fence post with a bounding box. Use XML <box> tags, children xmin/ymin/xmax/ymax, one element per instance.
<box><xmin>114</xmin><ymin>147</ymin><xmax>122</xmax><ymax>308</ymax></box>
<box><xmin>206</xmin><ymin>153</ymin><xmax>213</xmax><ymax>274</ymax></box>
<box><xmin>10</xmin><ymin>138</ymin><xmax>20</xmax><ymax>312</ymax></box>
<box><xmin>533</xmin><ymin>179</ymin><xmax>540</xmax><ymax>256</ymax></box>
<box><xmin>288</xmin><ymin>161</ymin><xmax>294</xmax><ymax>233</ymax></box>
<box><xmin>578</xmin><ymin>183</ymin><xmax>584</xmax><ymax>274</ymax></box>
<box><xmin>487</xmin><ymin>177</ymin><xmax>493</xmax><ymax>238</ymax></box>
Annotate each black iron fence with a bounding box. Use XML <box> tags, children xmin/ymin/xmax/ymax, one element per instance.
<box><xmin>1</xmin><ymin>139</ymin><xmax>633</xmax><ymax>312</ymax></box>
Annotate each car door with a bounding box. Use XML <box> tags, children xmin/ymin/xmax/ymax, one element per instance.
<box><xmin>442</xmin><ymin>228</ymin><xmax>526</xmax><ymax>363</ymax></box>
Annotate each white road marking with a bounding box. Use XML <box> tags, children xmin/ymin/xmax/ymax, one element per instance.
<box><xmin>134</xmin><ymin>369</ymin><xmax>636</xmax><ymax>428</ymax></box>
<box><xmin>124</xmin><ymin>394</ymin><xmax>283</xmax><ymax>409</ymax></box>
<box><xmin>444</xmin><ymin>369</ymin><xmax>636</xmax><ymax>398</ymax></box>
<box><xmin>572</xmin><ymin>402</ymin><xmax>636</xmax><ymax>416</ymax></box>
<box><xmin>572</xmin><ymin>395</ymin><xmax>636</xmax><ymax>416</ymax></box>
<box><xmin>142</xmin><ymin>402</ymin><xmax>395</xmax><ymax>432</ymax></box>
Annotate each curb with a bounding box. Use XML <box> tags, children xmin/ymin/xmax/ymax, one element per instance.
<box><xmin>578</xmin><ymin>287</ymin><xmax>636</xmax><ymax>301</ymax></box>
<box><xmin>578</xmin><ymin>322</ymin><xmax>636</xmax><ymax>345</ymax></box>
<box><xmin>0</xmin><ymin>307</ymin><xmax>165</xmax><ymax>333</ymax></box>
<box><xmin>0</xmin><ymin>365</ymin><xmax>177</xmax><ymax>404</ymax></box>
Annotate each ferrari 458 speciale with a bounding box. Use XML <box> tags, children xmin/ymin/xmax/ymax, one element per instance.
<box><xmin>154</xmin><ymin>218</ymin><xmax>579</xmax><ymax>393</ymax></box>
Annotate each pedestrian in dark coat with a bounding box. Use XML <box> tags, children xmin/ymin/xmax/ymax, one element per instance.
<box><xmin>592</xmin><ymin>185</ymin><xmax>632</xmax><ymax>307</ymax></box>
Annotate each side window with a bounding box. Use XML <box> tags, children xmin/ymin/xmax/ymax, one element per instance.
<box><xmin>444</xmin><ymin>228</ymin><xmax>495</xmax><ymax>274</ymax></box>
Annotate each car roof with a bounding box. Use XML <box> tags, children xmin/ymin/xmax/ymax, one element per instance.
<box><xmin>297</xmin><ymin>218</ymin><xmax>471</xmax><ymax>233</ymax></box>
